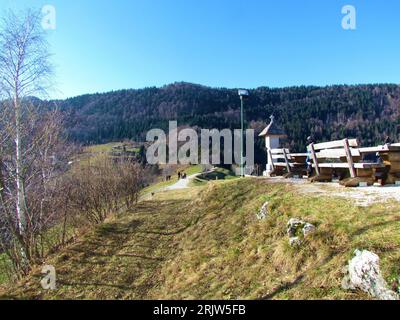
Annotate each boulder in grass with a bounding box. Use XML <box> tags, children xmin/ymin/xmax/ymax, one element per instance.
<box><xmin>287</xmin><ymin>218</ymin><xmax>316</xmax><ymax>246</ymax></box>
<box><xmin>287</xmin><ymin>218</ymin><xmax>304</xmax><ymax>238</ymax></box>
<box><xmin>342</xmin><ymin>249</ymin><xmax>399</xmax><ymax>300</ymax></box>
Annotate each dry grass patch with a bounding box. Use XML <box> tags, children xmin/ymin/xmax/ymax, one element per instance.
<box><xmin>149</xmin><ymin>179</ymin><xmax>400</xmax><ymax>300</ymax></box>
<box><xmin>1</xmin><ymin>178</ymin><xmax>400</xmax><ymax>300</ymax></box>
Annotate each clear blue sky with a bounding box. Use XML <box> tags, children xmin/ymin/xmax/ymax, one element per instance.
<box><xmin>1</xmin><ymin>0</ymin><xmax>400</xmax><ymax>99</ymax></box>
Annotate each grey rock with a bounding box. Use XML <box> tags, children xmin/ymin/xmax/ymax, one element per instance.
<box><xmin>287</xmin><ymin>218</ymin><xmax>304</xmax><ymax>237</ymax></box>
<box><xmin>302</xmin><ymin>223</ymin><xmax>316</xmax><ymax>237</ymax></box>
<box><xmin>289</xmin><ymin>236</ymin><xmax>302</xmax><ymax>247</ymax></box>
<box><xmin>287</xmin><ymin>218</ymin><xmax>316</xmax><ymax>247</ymax></box>
<box><xmin>257</xmin><ymin>201</ymin><xmax>269</xmax><ymax>220</ymax></box>
<box><xmin>342</xmin><ymin>249</ymin><xmax>399</xmax><ymax>300</ymax></box>
<box><xmin>287</xmin><ymin>218</ymin><xmax>316</xmax><ymax>237</ymax></box>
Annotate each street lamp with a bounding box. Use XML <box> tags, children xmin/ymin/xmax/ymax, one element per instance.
<box><xmin>238</xmin><ymin>89</ymin><xmax>249</xmax><ymax>177</ymax></box>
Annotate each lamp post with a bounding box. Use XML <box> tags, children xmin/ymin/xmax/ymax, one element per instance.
<box><xmin>238</xmin><ymin>89</ymin><xmax>249</xmax><ymax>177</ymax></box>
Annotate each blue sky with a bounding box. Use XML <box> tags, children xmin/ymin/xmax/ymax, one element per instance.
<box><xmin>1</xmin><ymin>0</ymin><xmax>400</xmax><ymax>99</ymax></box>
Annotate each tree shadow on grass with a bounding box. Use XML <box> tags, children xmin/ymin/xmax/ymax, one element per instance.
<box><xmin>351</xmin><ymin>216</ymin><xmax>400</xmax><ymax>237</ymax></box>
<box><xmin>257</xmin><ymin>275</ymin><xmax>305</xmax><ymax>300</ymax></box>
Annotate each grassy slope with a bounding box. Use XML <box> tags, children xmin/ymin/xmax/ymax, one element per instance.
<box><xmin>2</xmin><ymin>178</ymin><xmax>400</xmax><ymax>299</ymax></box>
<box><xmin>85</xmin><ymin>142</ymin><xmax>139</xmax><ymax>154</ymax></box>
<box><xmin>190</xmin><ymin>167</ymin><xmax>237</xmax><ymax>187</ymax></box>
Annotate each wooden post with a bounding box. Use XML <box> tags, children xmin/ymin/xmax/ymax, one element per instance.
<box><xmin>282</xmin><ymin>148</ymin><xmax>291</xmax><ymax>173</ymax></box>
<box><xmin>343</xmin><ymin>138</ymin><xmax>356</xmax><ymax>178</ymax></box>
<box><xmin>309</xmin><ymin>143</ymin><xmax>320</xmax><ymax>176</ymax></box>
<box><xmin>267</xmin><ymin>148</ymin><xmax>275</xmax><ymax>173</ymax></box>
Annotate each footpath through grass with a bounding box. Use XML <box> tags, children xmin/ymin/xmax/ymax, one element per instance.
<box><xmin>141</xmin><ymin>164</ymin><xmax>203</xmax><ymax>195</ymax></box>
<box><xmin>2</xmin><ymin>178</ymin><xmax>400</xmax><ymax>299</ymax></box>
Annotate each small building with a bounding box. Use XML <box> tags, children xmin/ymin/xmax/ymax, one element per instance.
<box><xmin>259</xmin><ymin>115</ymin><xmax>287</xmax><ymax>176</ymax></box>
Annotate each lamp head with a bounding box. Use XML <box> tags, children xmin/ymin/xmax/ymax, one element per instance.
<box><xmin>238</xmin><ymin>89</ymin><xmax>249</xmax><ymax>99</ymax></box>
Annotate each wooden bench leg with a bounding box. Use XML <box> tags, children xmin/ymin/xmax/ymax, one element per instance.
<box><xmin>339</xmin><ymin>169</ymin><xmax>375</xmax><ymax>187</ymax></box>
<box><xmin>339</xmin><ymin>177</ymin><xmax>375</xmax><ymax>187</ymax></box>
<box><xmin>284</xmin><ymin>168</ymin><xmax>305</xmax><ymax>179</ymax></box>
<box><xmin>339</xmin><ymin>165</ymin><xmax>375</xmax><ymax>187</ymax></box>
<box><xmin>384</xmin><ymin>173</ymin><xmax>400</xmax><ymax>185</ymax></box>
<box><xmin>310</xmin><ymin>168</ymin><xmax>333</xmax><ymax>182</ymax></box>
<box><xmin>343</xmin><ymin>138</ymin><xmax>356</xmax><ymax>178</ymax></box>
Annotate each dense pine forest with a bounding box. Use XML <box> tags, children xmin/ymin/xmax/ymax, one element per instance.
<box><xmin>53</xmin><ymin>82</ymin><xmax>400</xmax><ymax>153</ymax></box>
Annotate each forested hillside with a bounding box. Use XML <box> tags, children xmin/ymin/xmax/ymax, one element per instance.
<box><xmin>54</xmin><ymin>82</ymin><xmax>400</xmax><ymax>152</ymax></box>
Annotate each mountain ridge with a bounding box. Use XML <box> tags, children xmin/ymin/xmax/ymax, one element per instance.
<box><xmin>43</xmin><ymin>82</ymin><xmax>400</xmax><ymax>154</ymax></box>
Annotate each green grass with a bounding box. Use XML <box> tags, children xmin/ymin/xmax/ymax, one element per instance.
<box><xmin>0</xmin><ymin>254</ymin><xmax>12</xmax><ymax>285</ymax></box>
<box><xmin>0</xmin><ymin>221</ymin><xmax>79</xmax><ymax>287</ymax></box>
<box><xmin>85</xmin><ymin>142</ymin><xmax>123</xmax><ymax>153</ymax></box>
<box><xmin>141</xmin><ymin>177</ymin><xmax>178</xmax><ymax>195</ymax></box>
<box><xmin>184</xmin><ymin>164</ymin><xmax>203</xmax><ymax>176</ymax></box>
<box><xmin>2</xmin><ymin>178</ymin><xmax>400</xmax><ymax>299</ymax></box>
<box><xmin>190</xmin><ymin>167</ymin><xmax>238</xmax><ymax>186</ymax></box>
<box><xmin>85</xmin><ymin>142</ymin><xmax>140</xmax><ymax>154</ymax></box>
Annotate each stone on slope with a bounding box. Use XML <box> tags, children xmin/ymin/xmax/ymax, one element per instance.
<box><xmin>256</xmin><ymin>201</ymin><xmax>269</xmax><ymax>220</ymax></box>
<box><xmin>287</xmin><ymin>218</ymin><xmax>316</xmax><ymax>247</ymax></box>
<box><xmin>342</xmin><ymin>249</ymin><xmax>399</xmax><ymax>300</ymax></box>
<box><xmin>302</xmin><ymin>223</ymin><xmax>316</xmax><ymax>237</ymax></box>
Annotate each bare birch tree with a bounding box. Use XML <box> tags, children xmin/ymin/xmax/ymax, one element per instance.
<box><xmin>0</xmin><ymin>9</ymin><xmax>53</xmax><ymax>272</ymax></box>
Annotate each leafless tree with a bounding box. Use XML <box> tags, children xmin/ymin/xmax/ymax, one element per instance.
<box><xmin>0</xmin><ymin>9</ymin><xmax>55</xmax><ymax>273</ymax></box>
<box><xmin>0</xmin><ymin>9</ymin><xmax>152</xmax><ymax>280</ymax></box>
<box><xmin>67</xmin><ymin>156</ymin><xmax>146</xmax><ymax>225</ymax></box>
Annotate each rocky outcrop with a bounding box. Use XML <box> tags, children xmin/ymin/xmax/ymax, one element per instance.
<box><xmin>342</xmin><ymin>249</ymin><xmax>399</xmax><ymax>300</ymax></box>
<box><xmin>287</xmin><ymin>218</ymin><xmax>316</xmax><ymax>247</ymax></box>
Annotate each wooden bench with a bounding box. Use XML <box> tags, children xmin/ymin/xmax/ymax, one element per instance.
<box><xmin>358</xmin><ymin>144</ymin><xmax>400</xmax><ymax>185</ymax></box>
<box><xmin>267</xmin><ymin>148</ymin><xmax>308</xmax><ymax>178</ymax></box>
<box><xmin>308</xmin><ymin>138</ymin><xmax>385</xmax><ymax>187</ymax></box>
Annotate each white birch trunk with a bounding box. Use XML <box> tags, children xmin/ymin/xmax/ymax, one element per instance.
<box><xmin>14</xmin><ymin>83</ymin><xmax>26</xmax><ymax>235</ymax></box>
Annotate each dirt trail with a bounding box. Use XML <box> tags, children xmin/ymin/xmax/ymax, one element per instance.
<box><xmin>164</xmin><ymin>173</ymin><xmax>197</xmax><ymax>190</ymax></box>
<box><xmin>164</xmin><ymin>168</ymin><xmax>215</xmax><ymax>191</ymax></box>
<box><xmin>1</xmin><ymin>196</ymin><xmax>195</xmax><ymax>299</ymax></box>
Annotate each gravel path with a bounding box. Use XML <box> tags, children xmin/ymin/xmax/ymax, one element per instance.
<box><xmin>164</xmin><ymin>174</ymin><xmax>198</xmax><ymax>190</ymax></box>
<box><xmin>265</xmin><ymin>177</ymin><xmax>400</xmax><ymax>206</ymax></box>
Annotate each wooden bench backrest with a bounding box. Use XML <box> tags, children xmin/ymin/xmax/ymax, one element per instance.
<box><xmin>270</xmin><ymin>148</ymin><xmax>290</xmax><ymax>155</ymax></box>
<box><xmin>312</xmin><ymin>138</ymin><xmax>358</xmax><ymax>151</ymax></box>
<box><xmin>268</xmin><ymin>148</ymin><xmax>291</xmax><ymax>173</ymax></box>
<box><xmin>270</xmin><ymin>149</ymin><xmax>289</xmax><ymax>160</ymax></box>
<box><xmin>316</xmin><ymin>148</ymin><xmax>360</xmax><ymax>159</ymax></box>
<box><xmin>308</xmin><ymin>138</ymin><xmax>358</xmax><ymax>178</ymax></box>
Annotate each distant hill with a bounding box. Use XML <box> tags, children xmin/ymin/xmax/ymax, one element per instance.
<box><xmin>52</xmin><ymin>82</ymin><xmax>400</xmax><ymax>154</ymax></box>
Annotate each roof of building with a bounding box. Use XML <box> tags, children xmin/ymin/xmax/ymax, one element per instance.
<box><xmin>258</xmin><ymin>115</ymin><xmax>287</xmax><ymax>137</ymax></box>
